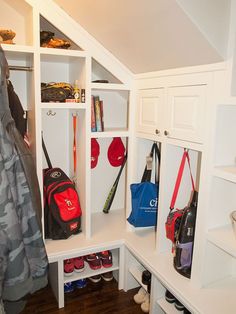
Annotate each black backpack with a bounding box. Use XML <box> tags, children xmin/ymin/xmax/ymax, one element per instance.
<box><xmin>42</xmin><ymin>138</ymin><xmax>82</xmax><ymax>240</ymax></box>
<box><xmin>173</xmin><ymin>190</ymin><xmax>198</xmax><ymax>278</ymax></box>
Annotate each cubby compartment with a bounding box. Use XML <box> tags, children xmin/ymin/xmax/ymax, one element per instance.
<box><xmin>5</xmin><ymin>50</ymin><xmax>34</xmax><ymax>110</ymax></box>
<box><xmin>40</xmin><ymin>54</ymin><xmax>86</xmax><ymax>97</ymax></box>
<box><xmin>202</xmin><ymin>241</ymin><xmax>236</xmax><ymax>291</ymax></box>
<box><xmin>90</xmin><ymin>137</ymin><xmax>128</xmax><ymax>235</ymax></box>
<box><xmin>40</xmin><ymin>15</ymin><xmax>82</xmax><ymax>51</ymax></box>
<box><xmin>214</xmin><ymin>105</ymin><xmax>236</xmax><ymax>167</ymax></box>
<box><xmin>157</xmin><ymin>144</ymin><xmax>200</xmax><ymax>254</ymax></box>
<box><xmin>63</xmin><ymin>249</ymin><xmax>119</xmax><ymax>283</ymax></box>
<box><xmin>92</xmin><ymin>58</ymin><xmax>122</xmax><ymax>84</ymax></box>
<box><xmin>41</xmin><ymin>108</ymin><xmax>86</xmax><ymax>234</ymax></box>
<box><xmin>0</xmin><ymin>0</ymin><xmax>33</xmax><ymax>46</ymax></box>
<box><xmin>91</xmin><ymin>89</ymin><xmax>129</xmax><ymax>134</ymax></box>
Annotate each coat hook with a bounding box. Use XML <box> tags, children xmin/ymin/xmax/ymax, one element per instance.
<box><xmin>47</xmin><ymin>110</ymin><xmax>56</xmax><ymax>116</ymax></box>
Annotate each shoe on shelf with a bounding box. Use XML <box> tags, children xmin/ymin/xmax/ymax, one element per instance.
<box><xmin>133</xmin><ymin>287</ymin><xmax>147</xmax><ymax>304</ymax></box>
<box><xmin>74</xmin><ymin>257</ymin><xmax>85</xmax><ymax>272</ymax></box>
<box><xmin>85</xmin><ymin>253</ymin><xmax>101</xmax><ymax>270</ymax></box>
<box><xmin>142</xmin><ymin>270</ymin><xmax>151</xmax><ymax>286</ymax></box>
<box><xmin>184</xmin><ymin>308</ymin><xmax>191</xmax><ymax>314</ymax></box>
<box><xmin>101</xmin><ymin>271</ymin><xmax>113</xmax><ymax>282</ymax></box>
<box><xmin>88</xmin><ymin>274</ymin><xmax>102</xmax><ymax>283</ymax></box>
<box><xmin>165</xmin><ymin>290</ymin><xmax>176</xmax><ymax>303</ymax></box>
<box><xmin>74</xmin><ymin>279</ymin><xmax>87</xmax><ymax>289</ymax></box>
<box><xmin>175</xmin><ymin>299</ymin><xmax>185</xmax><ymax>311</ymax></box>
<box><xmin>64</xmin><ymin>259</ymin><xmax>74</xmax><ymax>276</ymax></box>
<box><xmin>98</xmin><ymin>250</ymin><xmax>113</xmax><ymax>268</ymax></box>
<box><xmin>64</xmin><ymin>282</ymin><xmax>74</xmax><ymax>293</ymax></box>
<box><xmin>140</xmin><ymin>293</ymin><xmax>150</xmax><ymax>313</ymax></box>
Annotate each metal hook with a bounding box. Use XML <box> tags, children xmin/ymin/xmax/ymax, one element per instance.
<box><xmin>47</xmin><ymin>110</ymin><xmax>56</xmax><ymax>116</ymax></box>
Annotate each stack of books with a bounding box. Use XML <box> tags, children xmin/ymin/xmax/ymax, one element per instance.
<box><xmin>91</xmin><ymin>95</ymin><xmax>104</xmax><ymax>132</ymax></box>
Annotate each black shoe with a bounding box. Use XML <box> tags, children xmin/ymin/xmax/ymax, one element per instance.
<box><xmin>165</xmin><ymin>290</ymin><xmax>176</xmax><ymax>303</ymax></box>
<box><xmin>142</xmin><ymin>270</ymin><xmax>151</xmax><ymax>286</ymax></box>
<box><xmin>175</xmin><ymin>299</ymin><xmax>185</xmax><ymax>311</ymax></box>
<box><xmin>184</xmin><ymin>308</ymin><xmax>191</xmax><ymax>314</ymax></box>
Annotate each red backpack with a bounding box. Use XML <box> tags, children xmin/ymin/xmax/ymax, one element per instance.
<box><xmin>43</xmin><ymin>138</ymin><xmax>82</xmax><ymax>240</ymax></box>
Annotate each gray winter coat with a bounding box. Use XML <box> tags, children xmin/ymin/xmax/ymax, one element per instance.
<box><xmin>0</xmin><ymin>46</ymin><xmax>48</xmax><ymax>311</ymax></box>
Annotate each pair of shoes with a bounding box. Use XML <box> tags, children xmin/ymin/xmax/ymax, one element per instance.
<box><xmin>88</xmin><ymin>271</ymin><xmax>113</xmax><ymax>283</ymax></box>
<box><xmin>165</xmin><ymin>290</ymin><xmax>190</xmax><ymax>312</ymax></box>
<box><xmin>64</xmin><ymin>279</ymin><xmax>87</xmax><ymax>293</ymax></box>
<box><xmin>133</xmin><ymin>287</ymin><xmax>150</xmax><ymax>313</ymax></box>
<box><xmin>85</xmin><ymin>251</ymin><xmax>113</xmax><ymax>270</ymax></box>
<box><xmin>64</xmin><ymin>257</ymin><xmax>85</xmax><ymax>276</ymax></box>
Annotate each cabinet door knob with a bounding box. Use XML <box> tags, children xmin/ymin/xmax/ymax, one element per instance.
<box><xmin>164</xmin><ymin>130</ymin><xmax>169</xmax><ymax>136</ymax></box>
<box><xmin>155</xmin><ymin>129</ymin><xmax>160</xmax><ymax>135</ymax></box>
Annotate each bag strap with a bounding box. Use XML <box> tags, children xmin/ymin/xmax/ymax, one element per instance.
<box><xmin>73</xmin><ymin>114</ymin><xmax>77</xmax><ymax>174</ymax></box>
<box><xmin>42</xmin><ymin>136</ymin><xmax>52</xmax><ymax>169</ymax></box>
<box><xmin>141</xmin><ymin>142</ymin><xmax>160</xmax><ymax>183</ymax></box>
<box><xmin>170</xmin><ymin>150</ymin><xmax>195</xmax><ymax>210</ymax></box>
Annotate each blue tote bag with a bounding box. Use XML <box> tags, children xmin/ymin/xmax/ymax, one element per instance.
<box><xmin>127</xmin><ymin>142</ymin><xmax>160</xmax><ymax>227</ymax></box>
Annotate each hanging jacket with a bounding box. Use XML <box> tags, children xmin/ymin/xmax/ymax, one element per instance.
<box><xmin>0</xmin><ymin>46</ymin><xmax>48</xmax><ymax>312</ymax></box>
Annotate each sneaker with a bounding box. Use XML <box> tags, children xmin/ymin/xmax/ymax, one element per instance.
<box><xmin>133</xmin><ymin>287</ymin><xmax>147</xmax><ymax>304</ymax></box>
<box><xmin>64</xmin><ymin>282</ymin><xmax>74</xmax><ymax>293</ymax></box>
<box><xmin>140</xmin><ymin>293</ymin><xmax>150</xmax><ymax>313</ymax></box>
<box><xmin>74</xmin><ymin>279</ymin><xmax>87</xmax><ymax>289</ymax></box>
<box><xmin>74</xmin><ymin>257</ymin><xmax>85</xmax><ymax>272</ymax></box>
<box><xmin>98</xmin><ymin>250</ymin><xmax>113</xmax><ymax>268</ymax></box>
<box><xmin>184</xmin><ymin>309</ymin><xmax>191</xmax><ymax>314</ymax></box>
<box><xmin>165</xmin><ymin>290</ymin><xmax>176</xmax><ymax>303</ymax></box>
<box><xmin>64</xmin><ymin>259</ymin><xmax>74</xmax><ymax>276</ymax></box>
<box><xmin>85</xmin><ymin>253</ymin><xmax>101</xmax><ymax>270</ymax></box>
<box><xmin>88</xmin><ymin>275</ymin><xmax>102</xmax><ymax>283</ymax></box>
<box><xmin>101</xmin><ymin>271</ymin><xmax>113</xmax><ymax>282</ymax></box>
<box><xmin>175</xmin><ymin>300</ymin><xmax>185</xmax><ymax>311</ymax></box>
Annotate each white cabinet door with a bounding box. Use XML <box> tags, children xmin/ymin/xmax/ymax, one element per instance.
<box><xmin>166</xmin><ymin>85</ymin><xmax>206</xmax><ymax>143</ymax></box>
<box><xmin>137</xmin><ymin>89</ymin><xmax>164</xmax><ymax>136</ymax></box>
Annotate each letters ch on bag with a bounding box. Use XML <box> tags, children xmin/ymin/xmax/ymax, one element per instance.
<box><xmin>127</xmin><ymin>142</ymin><xmax>160</xmax><ymax>228</ymax></box>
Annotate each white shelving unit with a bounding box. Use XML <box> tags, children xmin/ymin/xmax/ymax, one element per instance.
<box><xmin>2</xmin><ymin>0</ymin><xmax>236</xmax><ymax>313</ymax></box>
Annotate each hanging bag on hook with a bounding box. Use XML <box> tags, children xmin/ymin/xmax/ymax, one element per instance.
<box><xmin>42</xmin><ymin>136</ymin><xmax>82</xmax><ymax>240</ymax></box>
<box><xmin>127</xmin><ymin>142</ymin><xmax>160</xmax><ymax>227</ymax></box>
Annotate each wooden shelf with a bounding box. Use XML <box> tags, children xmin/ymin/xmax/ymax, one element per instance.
<box><xmin>207</xmin><ymin>224</ymin><xmax>236</xmax><ymax>257</ymax></box>
<box><xmin>213</xmin><ymin>166</ymin><xmax>236</xmax><ymax>183</ymax></box>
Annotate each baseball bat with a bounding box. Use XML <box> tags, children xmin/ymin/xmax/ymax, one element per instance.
<box><xmin>103</xmin><ymin>154</ymin><xmax>127</xmax><ymax>214</ymax></box>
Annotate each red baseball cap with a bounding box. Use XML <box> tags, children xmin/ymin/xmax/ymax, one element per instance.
<box><xmin>91</xmin><ymin>138</ymin><xmax>100</xmax><ymax>169</ymax></box>
<box><xmin>107</xmin><ymin>137</ymin><xmax>125</xmax><ymax>167</ymax></box>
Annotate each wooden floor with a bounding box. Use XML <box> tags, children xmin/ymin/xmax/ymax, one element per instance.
<box><xmin>21</xmin><ymin>279</ymin><xmax>144</xmax><ymax>314</ymax></box>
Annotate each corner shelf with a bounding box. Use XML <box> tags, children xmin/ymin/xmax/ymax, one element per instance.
<box><xmin>91</xmin><ymin>82</ymin><xmax>130</xmax><ymax>91</ymax></box>
<box><xmin>128</xmin><ymin>264</ymin><xmax>147</xmax><ymax>291</ymax></box>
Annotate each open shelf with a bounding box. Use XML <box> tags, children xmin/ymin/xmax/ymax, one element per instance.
<box><xmin>64</xmin><ymin>249</ymin><xmax>119</xmax><ymax>283</ymax></box>
<box><xmin>128</xmin><ymin>264</ymin><xmax>147</xmax><ymax>291</ymax></box>
<box><xmin>91</xmin><ymin>83</ymin><xmax>129</xmax><ymax>91</ymax></box>
<box><xmin>90</xmin><ymin>129</ymin><xmax>129</xmax><ymax>138</ymax></box>
<box><xmin>40</xmin><ymin>102</ymin><xmax>87</xmax><ymax>110</ymax></box>
<box><xmin>207</xmin><ymin>224</ymin><xmax>236</xmax><ymax>257</ymax></box>
<box><xmin>213</xmin><ymin>166</ymin><xmax>236</xmax><ymax>183</ymax></box>
<box><xmin>157</xmin><ymin>298</ymin><xmax>183</xmax><ymax>314</ymax></box>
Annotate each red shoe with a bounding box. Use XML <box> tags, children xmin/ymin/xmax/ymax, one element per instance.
<box><xmin>98</xmin><ymin>250</ymin><xmax>113</xmax><ymax>268</ymax></box>
<box><xmin>85</xmin><ymin>253</ymin><xmax>101</xmax><ymax>270</ymax></box>
<box><xmin>64</xmin><ymin>259</ymin><xmax>74</xmax><ymax>276</ymax></box>
<box><xmin>74</xmin><ymin>257</ymin><xmax>85</xmax><ymax>272</ymax></box>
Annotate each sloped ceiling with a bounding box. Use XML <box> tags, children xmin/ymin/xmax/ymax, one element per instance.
<box><xmin>53</xmin><ymin>0</ymin><xmax>230</xmax><ymax>74</ymax></box>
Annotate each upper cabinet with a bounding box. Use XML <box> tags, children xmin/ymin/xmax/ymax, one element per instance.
<box><xmin>137</xmin><ymin>84</ymin><xmax>206</xmax><ymax>144</ymax></box>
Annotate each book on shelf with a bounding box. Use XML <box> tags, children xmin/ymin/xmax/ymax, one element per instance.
<box><xmin>94</xmin><ymin>96</ymin><xmax>103</xmax><ymax>132</ymax></box>
<box><xmin>91</xmin><ymin>95</ymin><xmax>96</xmax><ymax>132</ymax></box>
<box><xmin>99</xmin><ymin>100</ymin><xmax>104</xmax><ymax>131</ymax></box>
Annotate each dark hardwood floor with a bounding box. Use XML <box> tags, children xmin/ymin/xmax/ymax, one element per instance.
<box><xmin>21</xmin><ymin>278</ymin><xmax>144</xmax><ymax>314</ymax></box>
